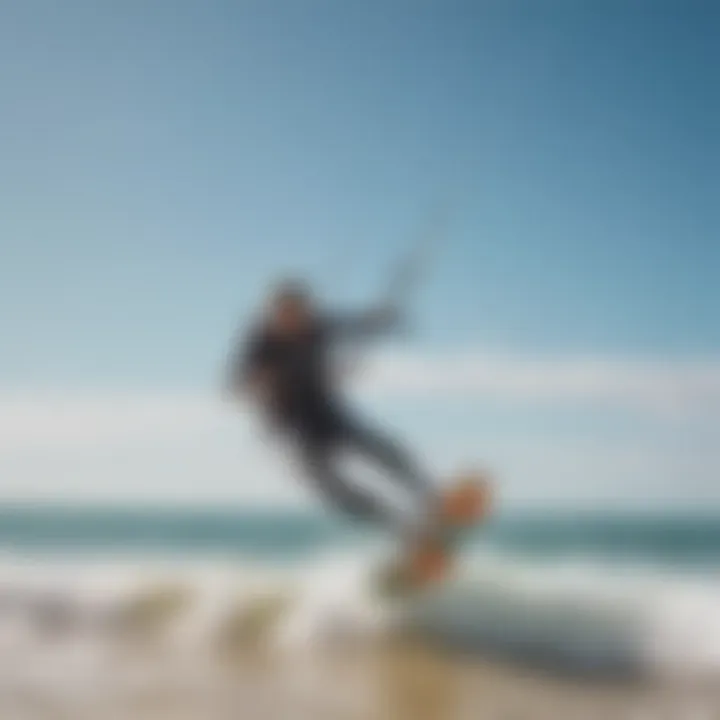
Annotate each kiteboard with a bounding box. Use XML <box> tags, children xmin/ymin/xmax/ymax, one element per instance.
<box><xmin>375</xmin><ymin>470</ymin><xmax>494</xmax><ymax>598</ymax></box>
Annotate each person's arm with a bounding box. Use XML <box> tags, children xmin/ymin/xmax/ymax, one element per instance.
<box><xmin>324</xmin><ymin>305</ymin><xmax>402</xmax><ymax>340</ymax></box>
<box><xmin>224</xmin><ymin>331</ymin><xmax>275</xmax><ymax>405</ymax></box>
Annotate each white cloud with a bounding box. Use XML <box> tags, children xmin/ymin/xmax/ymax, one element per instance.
<box><xmin>358</xmin><ymin>351</ymin><xmax>720</xmax><ymax>418</ymax></box>
<box><xmin>0</xmin><ymin>351</ymin><xmax>718</xmax><ymax>505</ymax></box>
<box><xmin>1</xmin><ymin>352</ymin><xmax>719</xmax><ymax>455</ymax></box>
<box><xmin>0</xmin><ymin>392</ymin><xmax>219</xmax><ymax>453</ymax></box>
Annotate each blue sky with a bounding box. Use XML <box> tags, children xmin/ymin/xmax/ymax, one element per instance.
<box><xmin>0</xmin><ymin>0</ymin><xmax>717</xmax><ymax>507</ymax></box>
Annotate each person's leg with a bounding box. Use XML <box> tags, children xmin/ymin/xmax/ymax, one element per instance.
<box><xmin>298</xmin><ymin>434</ymin><xmax>406</xmax><ymax>532</ymax></box>
<box><xmin>340</xmin><ymin>416</ymin><xmax>439</xmax><ymax>516</ymax></box>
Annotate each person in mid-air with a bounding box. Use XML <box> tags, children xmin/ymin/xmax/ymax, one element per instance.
<box><xmin>226</xmin><ymin>279</ymin><xmax>442</xmax><ymax>543</ymax></box>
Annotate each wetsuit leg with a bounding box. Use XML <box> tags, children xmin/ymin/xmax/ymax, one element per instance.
<box><xmin>298</xmin><ymin>434</ymin><xmax>398</xmax><ymax>528</ymax></box>
<box><xmin>290</xmin><ymin>403</ymin><xmax>436</xmax><ymax>533</ymax></box>
<box><xmin>341</xmin><ymin>416</ymin><xmax>435</xmax><ymax>504</ymax></box>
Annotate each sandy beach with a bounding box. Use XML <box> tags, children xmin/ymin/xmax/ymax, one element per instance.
<box><xmin>3</xmin><ymin>633</ymin><xmax>719</xmax><ymax>720</ymax></box>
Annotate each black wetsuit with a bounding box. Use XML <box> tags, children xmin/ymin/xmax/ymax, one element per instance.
<box><xmin>235</xmin><ymin>312</ymin><xmax>433</xmax><ymax>528</ymax></box>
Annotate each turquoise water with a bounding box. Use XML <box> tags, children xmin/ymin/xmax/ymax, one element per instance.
<box><xmin>0</xmin><ymin>505</ymin><xmax>718</xmax><ymax>568</ymax></box>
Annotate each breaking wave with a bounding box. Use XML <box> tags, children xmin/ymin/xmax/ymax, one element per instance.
<box><xmin>0</xmin><ymin>544</ymin><xmax>719</xmax><ymax>694</ymax></box>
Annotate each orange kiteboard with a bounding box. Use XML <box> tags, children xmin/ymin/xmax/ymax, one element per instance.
<box><xmin>378</xmin><ymin>470</ymin><xmax>494</xmax><ymax>596</ymax></box>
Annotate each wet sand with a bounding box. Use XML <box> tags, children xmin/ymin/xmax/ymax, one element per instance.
<box><xmin>3</xmin><ymin>637</ymin><xmax>719</xmax><ymax>720</ymax></box>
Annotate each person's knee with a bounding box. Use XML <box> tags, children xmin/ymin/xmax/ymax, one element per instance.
<box><xmin>308</xmin><ymin>464</ymin><xmax>378</xmax><ymax>520</ymax></box>
<box><xmin>362</xmin><ymin>430</ymin><xmax>413</xmax><ymax>469</ymax></box>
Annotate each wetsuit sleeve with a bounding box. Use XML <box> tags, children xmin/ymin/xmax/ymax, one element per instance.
<box><xmin>323</xmin><ymin>307</ymin><xmax>401</xmax><ymax>340</ymax></box>
<box><xmin>227</xmin><ymin>330</ymin><xmax>273</xmax><ymax>394</ymax></box>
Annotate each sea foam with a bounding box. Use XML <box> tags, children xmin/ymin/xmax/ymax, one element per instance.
<box><xmin>0</xmin><ymin>547</ymin><xmax>719</xmax><ymax>694</ymax></box>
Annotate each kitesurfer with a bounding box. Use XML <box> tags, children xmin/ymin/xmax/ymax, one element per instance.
<box><xmin>227</xmin><ymin>279</ymin><xmax>440</xmax><ymax>539</ymax></box>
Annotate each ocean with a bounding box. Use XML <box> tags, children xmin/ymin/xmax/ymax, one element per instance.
<box><xmin>1</xmin><ymin>504</ymin><xmax>719</xmax><ymax>706</ymax></box>
<box><xmin>0</xmin><ymin>504</ymin><xmax>718</xmax><ymax>567</ymax></box>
